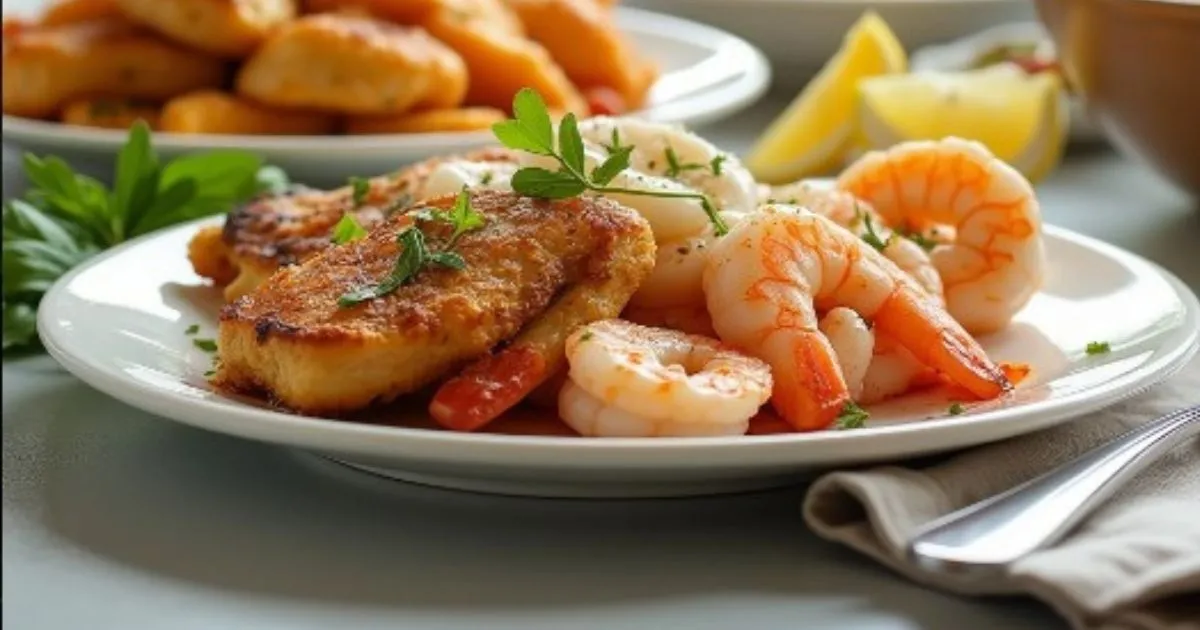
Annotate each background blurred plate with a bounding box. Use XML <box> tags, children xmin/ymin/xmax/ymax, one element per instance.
<box><xmin>626</xmin><ymin>0</ymin><xmax>1035</xmax><ymax>88</ymax></box>
<box><xmin>0</xmin><ymin>5</ymin><xmax>770</xmax><ymax>186</ymax></box>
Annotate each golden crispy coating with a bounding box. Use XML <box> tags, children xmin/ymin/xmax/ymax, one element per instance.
<box><xmin>2</xmin><ymin>18</ymin><xmax>228</xmax><ymax>119</ymax></box>
<box><xmin>214</xmin><ymin>190</ymin><xmax>656</xmax><ymax>414</ymax></box>
<box><xmin>187</xmin><ymin>148</ymin><xmax>517</xmax><ymax>301</ymax></box>
<box><xmin>235</xmin><ymin>13</ymin><xmax>466</xmax><ymax>115</ymax></box>
<box><xmin>160</xmin><ymin>90</ymin><xmax>338</xmax><ymax>135</ymax></box>
<box><xmin>505</xmin><ymin>0</ymin><xmax>656</xmax><ymax>109</ymax></box>
<box><xmin>304</xmin><ymin>0</ymin><xmax>523</xmax><ymax>36</ymax></box>
<box><xmin>60</xmin><ymin>96</ymin><xmax>160</xmax><ymax>129</ymax></box>
<box><xmin>113</xmin><ymin>0</ymin><xmax>298</xmax><ymax>58</ymax></box>
<box><xmin>42</xmin><ymin>0</ymin><xmax>121</xmax><ymax>26</ymax></box>
<box><xmin>422</xmin><ymin>0</ymin><xmax>585</xmax><ymax>115</ymax></box>
<box><xmin>345</xmin><ymin>106</ymin><xmax>505</xmax><ymax>134</ymax></box>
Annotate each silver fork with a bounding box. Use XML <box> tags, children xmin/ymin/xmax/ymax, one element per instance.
<box><xmin>906</xmin><ymin>404</ymin><xmax>1200</xmax><ymax>577</ymax></box>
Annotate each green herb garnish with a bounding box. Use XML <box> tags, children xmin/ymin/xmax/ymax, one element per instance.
<box><xmin>710</xmin><ymin>154</ymin><xmax>727</xmax><ymax>176</ymax></box>
<box><xmin>601</xmin><ymin>127</ymin><xmax>624</xmax><ymax>155</ymax></box>
<box><xmin>184</xmin><ymin>324</ymin><xmax>200</xmax><ymax>336</ymax></box>
<box><xmin>857</xmin><ymin>206</ymin><xmax>891</xmax><ymax>252</ymax></box>
<box><xmin>948</xmin><ymin>402</ymin><xmax>965</xmax><ymax>416</ymax></box>
<box><xmin>193</xmin><ymin>338</ymin><xmax>218</xmax><ymax>353</ymax></box>
<box><xmin>899</xmin><ymin>228</ymin><xmax>938</xmax><ymax>252</ymax></box>
<box><xmin>331</xmin><ymin>214</ymin><xmax>368</xmax><ymax>244</ymax></box>
<box><xmin>492</xmin><ymin>89</ymin><xmax>728</xmax><ymax>236</ymax></box>
<box><xmin>2</xmin><ymin>121</ymin><xmax>284</xmax><ymax>354</ymax></box>
<box><xmin>663</xmin><ymin>146</ymin><xmax>706</xmax><ymax>178</ymax></box>
<box><xmin>1086</xmin><ymin>341</ymin><xmax>1111</xmax><ymax>355</ymax></box>
<box><xmin>337</xmin><ymin>189</ymin><xmax>483</xmax><ymax>307</ymax></box>
<box><xmin>349</xmin><ymin>176</ymin><xmax>370</xmax><ymax>207</ymax></box>
<box><xmin>834</xmin><ymin>401</ymin><xmax>869</xmax><ymax>429</ymax></box>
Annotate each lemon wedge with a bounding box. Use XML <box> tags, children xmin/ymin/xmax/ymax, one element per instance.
<box><xmin>744</xmin><ymin>10</ymin><xmax>906</xmax><ymax>184</ymax></box>
<box><xmin>856</xmin><ymin>64</ymin><xmax>1068</xmax><ymax>182</ymax></box>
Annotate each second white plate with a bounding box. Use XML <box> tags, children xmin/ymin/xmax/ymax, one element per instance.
<box><xmin>0</xmin><ymin>6</ymin><xmax>771</xmax><ymax>186</ymax></box>
<box><xmin>36</xmin><ymin>218</ymin><xmax>1200</xmax><ymax>498</ymax></box>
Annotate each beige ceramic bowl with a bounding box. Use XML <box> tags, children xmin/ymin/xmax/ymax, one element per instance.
<box><xmin>1035</xmin><ymin>0</ymin><xmax>1200</xmax><ymax>197</ymax></box>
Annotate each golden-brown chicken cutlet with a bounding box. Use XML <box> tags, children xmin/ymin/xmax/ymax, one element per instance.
<box><xmin>504</xmin><ymin>0</ymin><xmax>656</xmax><ymax>111</ymax></box>
<box><xmin>214</xmin><ymin>190</ymin><xmax>656</xmax><ymax>415</ymax></box>
<box><xmin>113</xmin><ymin>0</ymin><xmax>298</xmax><ymax>58</ymax></box>
<box><xmin>2</xmin><ymin>18</ymin><xmax>227</xmax><ymax>119</ymax></box>
<box><xmin>187</xmin><ymin>148</ymin><xmax>517</xmax><ymax>301</ymax></box>
<box><xmin>235</xmin><ymin>13</ymin><xmax>467</xmax><ymax>114</ymax></box>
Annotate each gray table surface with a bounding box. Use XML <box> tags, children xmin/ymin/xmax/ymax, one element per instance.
<box><xmin>4</xmin><ymin>94</ymin><xmax>1198</xmax><ymax>630</ymax></box>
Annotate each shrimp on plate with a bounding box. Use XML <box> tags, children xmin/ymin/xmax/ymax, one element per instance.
<box><xmin>837</xmin><ymin>137</ymin><xmax>1046</xmax><ymax>334</ymax></box>
<box><xmin>703</xmin><ymin>204</ymin><xmax>1011</xmax><ymax>431</ymax></box>
<box><xmin>559</xmin><ymin>319</ymin><xmax>772</xmax><ymax>437</ymax></box>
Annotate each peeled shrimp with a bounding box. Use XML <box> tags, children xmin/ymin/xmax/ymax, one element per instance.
<box><xmin>837</xmin><ymin>137</ymin><xmax>1045</xmax><ymax>334</ymax></box>
<box><xmin>818</xmin><ymin>307</ymin><xmax>874</xmax><ymax>400</ymax></box>
<box><xmin>560</xmin><ymin>319</ymin><xmax>772</xmax><ymax>437</ymax></box>
<box><xmin>628</xmin><ymin>210</ymin><xmax>749</xmax><ymax>309</ymax></box>
<box><xmin>766</xmin><ymin>181</ymin><xmax>944</xmax><ymax>301</ymax></box>
<box><xmin>621</xmin><ymin>303</ymin><xmax>717</xmax><ymax>337</ymax></box>
<box><xmin>703</xmin><ymin>205</ymin><xmax>1011</xmax><ymax>431</ymax></box>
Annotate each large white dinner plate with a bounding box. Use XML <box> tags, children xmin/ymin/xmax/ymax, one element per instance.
<box><xmin>0</xmin><ymin>6</ymin><xmax>770</xmax><ymax>186</ymax></box>
<box><xmin>37</xmin><ymin>219</ymin><xmax>1199</xmax><ymax>499</ymax></box>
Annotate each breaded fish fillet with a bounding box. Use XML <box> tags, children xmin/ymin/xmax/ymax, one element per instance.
<box><xmin>187</xmin><ymin>148</ymin><xmax>516</xmax><ymax>301</ymax></box>
<box><xmin>214</xmin><ymin>190</ymin><xmax>656</xmax><ymax>415</ymax></box>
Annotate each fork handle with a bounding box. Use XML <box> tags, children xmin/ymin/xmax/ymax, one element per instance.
<box><xmin>906</xmin><ymin>404</ymin><xmax>1200</xmax><ymax>577</ymax></box>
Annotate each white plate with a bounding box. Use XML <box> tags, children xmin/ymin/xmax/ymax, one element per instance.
<box><xmin>0</xmin><ymin>6</ymin><xmax>771</xmax><ymax>186</ymax></box>
<box><xmin>37</xmin><ymin>218</ymin><xmax>1200</xmax><ymax>498</ymax></box>
<box><xmin>626</xmin><ymin>0</ymin><xmax>1036</xmax><ymax>89</ymax></box>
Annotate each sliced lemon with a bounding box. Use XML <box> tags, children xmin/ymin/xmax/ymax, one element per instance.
<box><xmin>744</xmin><ymin>10</ymin><xmax>906</xmax><ymax>184</ymax></box>
<box><xmin>856</xmin><ymin>64</ymin><xmax>1069</xmax><ymax>183</ymax></box>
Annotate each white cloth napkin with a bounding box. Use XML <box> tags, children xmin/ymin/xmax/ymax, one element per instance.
<box><xmin>803</xmin><ymin>359</ymin><xmax>1200</xmax><ymax>630</ymax></box>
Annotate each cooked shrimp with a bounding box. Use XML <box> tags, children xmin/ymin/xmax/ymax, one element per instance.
<box><xmin>628</xmin><ymin>211</ymin><xmax>747</xmax><ymax>309</ymax></box>
<box><xmin>837</xmin><ymin>137</ymin><xmax>1046</xmax><ymax>334</ymax></box>
<box><xmin>818</xmin><ymin>307</ymin><xmax>874</xmax><ymax>400</ymax></box>
<box><xmin>703</xmin><ymin>205</ymin><xmax>1011</xmax><ymax>431</ymax></box>
<box><xmin>621</xmin><ymin>303</ymin><xmax>717</xmax><ymax>337</ymax></box>
<box><xmin>767</xmin><ymin>181</ymin><xmax>944</xmax><ymax>301</ymax></box>
<box><xmin>518</xmin><ymin>117</ymin><xmax>758</xmax><ymax>241</ymax></box>
<box><xmin>859</xmin><ymin>336</ymin><xmax>940</xmax><ymax>404</ymax></box>
<box><xmin>559</xmin><ymin>319</ymin><xmax>772</xmax><ymax>437</ymax></box>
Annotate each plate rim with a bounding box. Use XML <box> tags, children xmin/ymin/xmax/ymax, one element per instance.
<box><xmin>35</xmin><ymin>219</ymin><xmax>1200</xmax><ymax>461</ymax></box>
<box><xmin>0</xmin><ymin>6</ymin><xmax>772</xmax><ymax>152</ymax></box>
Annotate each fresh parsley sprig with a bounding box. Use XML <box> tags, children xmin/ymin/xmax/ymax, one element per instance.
<box><xmin>337</xmin><ymin>189</ymin><xmax>484</xmax><ymax>307</ymax></box>
<box><xmin>331</xmin><ymin>214</ymin><xmax>368</xmax><ymax>244</ymax></box>
<box><xmin>835</xmin><ymin>400</ymin><xmax>870</xmax><ymax>429</ymax></box>
<box><xmin>2</xmin><ymin>121</ymin><xmax>286</xmax><ymax>354</ymax></box>
<box><xmin>854</xmin><ymin>205</ymin><xmax>892</xmax><ymax>252</ymax></box>
<box><xmin>492</xmin><ymin>89</ymin><xmax>729</xmax><ymax>236</ymax></box>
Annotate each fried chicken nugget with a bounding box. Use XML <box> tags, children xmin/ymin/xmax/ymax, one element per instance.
<box><xmin>2</xmin><ymin>18</ymin><xmax>227</xmax><ymax>119</ymax></box>
<box><xmin>113</xmin><ymin>0</ymin><xmax>298</xmax><ymax>58</ymax></box>
<box><xmin>345</xmin><ymin>107</ymin><xmax>505</xmax><ymax>134</ymax></box>
<box><xmin>235</xmin><ymin>13</ymin><xmax>467</xmax><ymax>114</ymax></box>
<box><xmin>161</xmin><ymin>90</ymin><xmax>338</xmax><ymax>135</ymax></box>
<box><xmin>61</xmin><ymin>97</ymin><xmax>160</xmax><ymax>129</ymax></box>
<box><xmin>303</xmin><ymin>0</ymin><xmax>523</xmax><ymax>36</ymax></box>
<box><xmin>214</xmin><ymin>190</ymin><xmax>656</xmax><ymax>415</ymax></box>
<box><xmin>42</xmin><ymin>0</ymin><xmax>121</xmax><ymax>26</ymax></box>
<box><xmin>422</xmin><ymin>0</ymin><xmax>585</xmax><ymax>114</ymax></box>
<box><xmin>504</xmin><ymin>0</ymin><xmax>656</xmax><ymax>110</ymax></box>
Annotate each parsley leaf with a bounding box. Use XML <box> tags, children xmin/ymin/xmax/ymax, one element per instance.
<box><xmin>494</xmin><ymin>88</ymin><xmax>728</xmax><ymax>236</ymax></box>
<box><xmin>185</xmin><ymin>324</ymin><xmax>200</xmax><ymax>335</ymax></box>
<box><xmin>857</xmin><ymin>206</ymin><xmax>892</xmax><ymax>252</ymax></box>
<box><xmin>349</xmin><ymin>177</ymin><xmax>370</xmax><ymax>207</ymax></box>
<box><xmin>663</xmin><ymin>146</ymin><xmax>706</xmax><ymax>178</ymax></box>
<box><xmin>192</xmin><ymin>338</ymin><xmax>218</xmax><ymax>353</ymax></box>
<box><xmin>1086</xmin><ymin>341</ymin><xmax>1111</xmax><ymax>355</ymax></box>
<box><xmin>3</xmin><ymin>121</ymin><xmax>278</xmax><ymax>354</ymax></box>
<box><xmin>948</xmin><ymin>402</ymin><xmax>965</xmax><ymax>416</ymax></box>
<box><xmin>710</xmin><ymin>154</ymin><xmax>727</xmax><ymax>176</ymax></box>
<box><xmin>438</xmin><ymin>188</ymin><xmax>487</xmax><ymax>247</ymax></box>
<box><xmin>331</xmin><ymin>214</ymin><xmax>368</xmax><ymax>244</ymax></box>
<box><xmin>900</xmin><ymin>228</ymin><xmax>939</xmax><ymax>252</ymax></box>
<box><xmin>834</xmin><ymin>401</ymin><xmax>869</xmax><ymax>429</ymax></box>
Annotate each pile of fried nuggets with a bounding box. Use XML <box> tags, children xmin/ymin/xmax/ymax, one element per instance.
<box><xmin>2</xmin><ymin>0</ymin><xmax>655</xmax><ymax>135</ymax></box>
